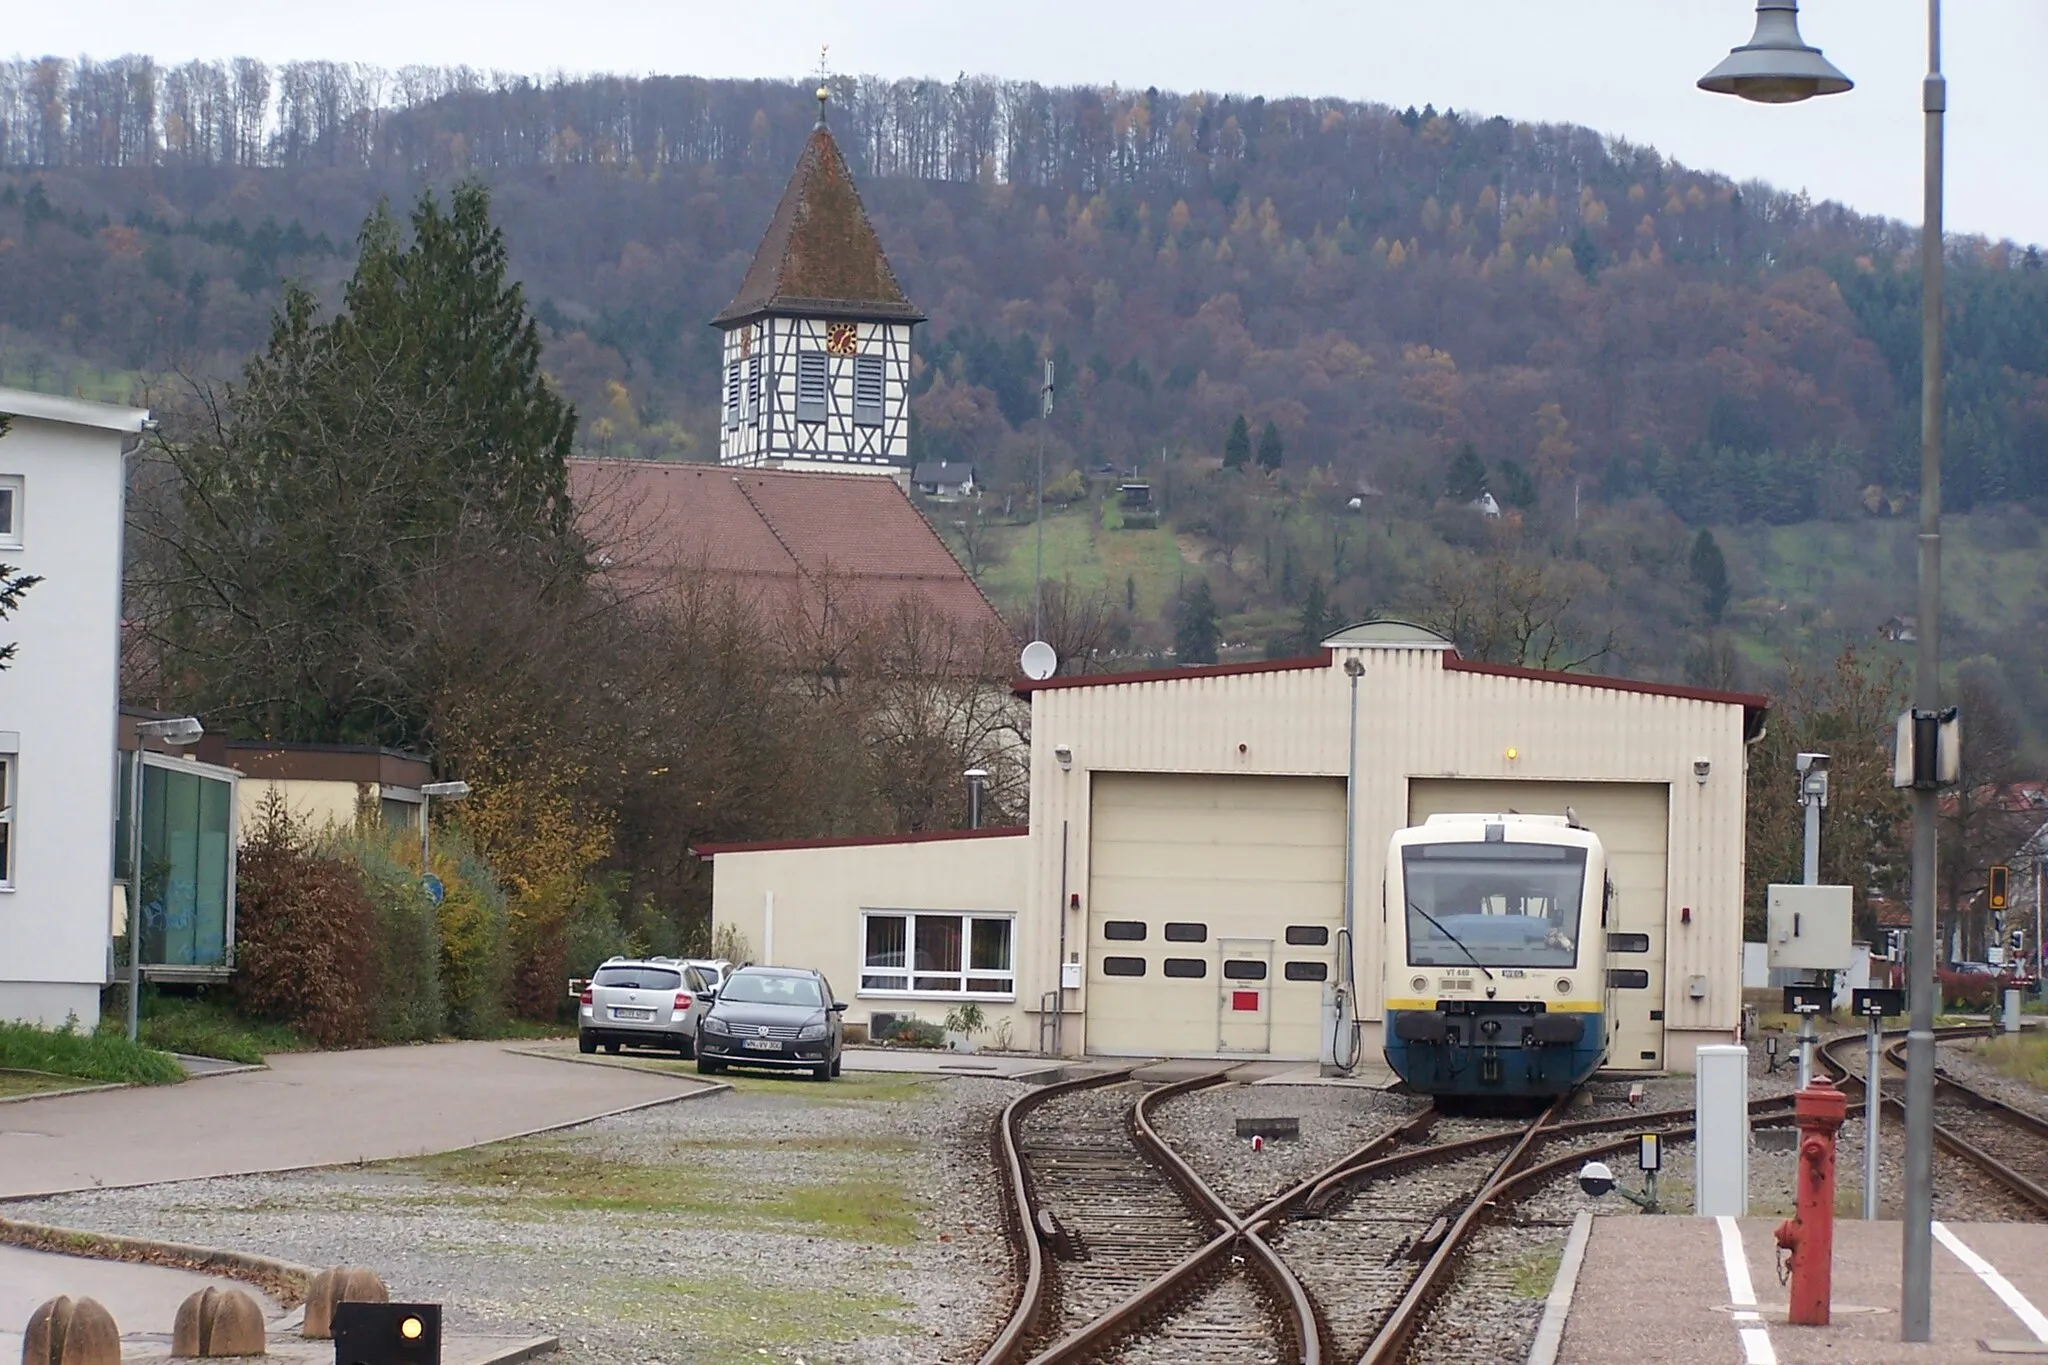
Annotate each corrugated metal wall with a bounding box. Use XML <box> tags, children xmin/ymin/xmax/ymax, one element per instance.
<box><xmin>1027</xmin><ymin>644</ymin><xmax>1751</xmax><ymax>1065</ymax></box>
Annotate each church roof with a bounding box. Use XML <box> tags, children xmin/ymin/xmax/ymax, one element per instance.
<box><xmin>713</xmin><ymin>123</ymin><xmax>924</xmax><ymax>328</ymax></box>
<box><xmin>568</xmin><ymin>460</ymin><xmax>1004</xmax><ymax>641</ymax></box>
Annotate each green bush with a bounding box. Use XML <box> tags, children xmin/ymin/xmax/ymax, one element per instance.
<box><xmin>3</xmin><ymin>1019</ymin><xmax>184</xmax><ymax>1084</ymax></box>
<box><xmin>233</xmin><ymin>795</ymin><xmax>378</xmax><ymax>1047</ymax></box>
<box><xmin>438</xmin><ymin>838</ymin><xmax>511</xmax><ymax>1038</ymax></box>
<box><xmin>342</xmin><ymin>832</ymin><xmax>445</xmax><ymax>1043</ymax></box>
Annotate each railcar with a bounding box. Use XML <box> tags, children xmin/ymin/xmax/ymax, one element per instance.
<box><xmin>1383</xmin><ymin>813</ymin><xmax>1611</xmax><ymax>1099</ymax></box>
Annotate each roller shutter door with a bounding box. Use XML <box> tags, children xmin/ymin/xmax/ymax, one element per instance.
<box><xmin>1086</xmin><ymin>772</ymin><xmax>1345</xmax><ymax>1059</ymax></box>
<box><xmin>1407</xmin><ymin>779</ymin><xmax>1669</xmax><ymax>1070</ymax></box>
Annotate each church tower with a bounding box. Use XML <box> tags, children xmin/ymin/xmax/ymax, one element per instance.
<box><xmin>714</xmin><ymin>87</ymin><xmax>923</xmax><ymax>474</ymax></box>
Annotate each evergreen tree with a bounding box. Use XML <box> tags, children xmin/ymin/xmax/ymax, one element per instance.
<box><xmin>1445</xmin><ymin>442</ymin><xmax>1488</xmax><ymax>503</ymax></box>
<box><xmin>1257</xmin><ymin>420</ymin><xmax>1284</xmax><ymax>470</ymax></box>
<box><xmin>1296</xmin><ymin>576</ymin><xmax>1331</xmax><ymax>653</ymax></box>
<box><xmin>1494</xmin><ymin>457</ymin><xmax>1537</xmax><ymax>509</ymax></box>
<box><xmin>1223</xmin><ymin>413</ymin><xmax>1251</xmax><ymax>469</ymax></box>
<box><xmin>1125</xmin><ymin>574</ymin><xmax>1136</xmax><ymax>613</ymax></box>
<box><xmin>1175</xmin><ymin>578</ymin><xmax>1220</xmax><ymax>664</ymax></box>
<box><xmin>1689</xmin><ymin>527</ymin><xmax>1731</xmax><ymax>622</ymax></box>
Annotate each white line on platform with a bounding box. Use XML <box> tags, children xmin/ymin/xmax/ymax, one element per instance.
<box><xmin>1934</xmin><ymin>1221</ymin><xmax>2048</xmax><ymax>1342</ymax></box>
<box><xmin>1717</xmin><ymin>1216</ymin><xmax>1778</xmax><ymax>1365</ymax></box>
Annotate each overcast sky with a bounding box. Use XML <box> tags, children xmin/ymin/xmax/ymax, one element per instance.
<box><xmin>14</xmin><ymin>1</ymin><xmax>2045</xmax><ymax>244</ymax></box>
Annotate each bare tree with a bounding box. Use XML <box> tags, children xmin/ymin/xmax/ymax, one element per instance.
<box><xmin>1405</xmin><ymin>551</ymin><xmax>1616</xmax><ymax>671</ymax></box>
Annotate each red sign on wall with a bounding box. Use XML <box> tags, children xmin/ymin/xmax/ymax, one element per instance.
<box><xmin>1232</xmin><ymin>990</ymin><xmax>1261</xmax><ymax>1012</ymax></box>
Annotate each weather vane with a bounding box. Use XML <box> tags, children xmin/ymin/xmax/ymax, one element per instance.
<box><xmin>815</xmin><ymin>46</ymin><xmax>831</xmax><ymax>126</ymax></box>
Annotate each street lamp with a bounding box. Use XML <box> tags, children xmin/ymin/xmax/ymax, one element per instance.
<box><xmin>964</xmin><ymin>768</ymin><xmax>989</xmax><ymax>830</ymax></box>
<box><xmin>127</xmin><ymin>715</ymin><xmax>203</xmax><ymax>1042</ymax></box>
<box><xmin>418</xmin><ymin>780</ymin><xmax>469</xmax><ymax>882</ymax></box>
<box><xmin>1701</xmin><ymin>0</ymin><xmax>1946</xmax><ymax>1341</ymax></box>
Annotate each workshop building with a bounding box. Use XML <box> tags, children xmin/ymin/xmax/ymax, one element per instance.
<box><xmin>702</xmin><ymin>622</ymin><xmax>1765</xmax><ymax>1073</ymax></box>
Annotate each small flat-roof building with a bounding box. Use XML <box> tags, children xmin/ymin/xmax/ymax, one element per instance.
<box><xmin>703</xmin><ymin>622</ymin><xmax>1766</xmax><ymax>1073</ymax></box>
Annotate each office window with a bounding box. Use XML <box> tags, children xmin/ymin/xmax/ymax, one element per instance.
<box><xmin>853</xmin><ymin>354</ymin><xmax>885</xmax><ymax>426</ymax></box>
<box><xmin>861</xmin><ymin>910</ymin><xmax>1014</xmax><ymax>996</ymax></box>
<box><xmin>796</xmin><ymin>351</ymin><xmax>829</xmax><ymax>422</ymax></box>
<box><xmin>0</xmin><ymin>475</ymin><xmax>20</xmax><ymax>550</ymax></box>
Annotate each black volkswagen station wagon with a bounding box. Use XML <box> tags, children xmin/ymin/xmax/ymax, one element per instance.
<box><xmin>694</xmin><ymin>965</ymin><xmax>846</xmax><ymax>1081</ymax></box>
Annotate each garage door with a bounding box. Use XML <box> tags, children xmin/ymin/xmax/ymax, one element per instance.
<box><xmin>1407</xmin><ymin>779</ymin><xmax>1669</xmax><ymax>1071</ymax></box>
<box><xmin>1087</xmin><ymin>773</ymin><xmax>1345</xmax><ymax>1059</ymax></box>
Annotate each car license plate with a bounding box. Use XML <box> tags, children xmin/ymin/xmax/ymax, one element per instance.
<box><xmin>742</xmin><ymin>1038</ymin><xmax>781</xmax><ymax>1051</ymax></box>
<box><xmin>611</xmin><ymin>1008</ymin><xmax>653</xmax><ymax>1021</ymax></box>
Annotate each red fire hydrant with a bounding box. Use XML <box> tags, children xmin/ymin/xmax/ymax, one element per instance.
<box><xmin>1774</xmin><ymin>1077</ymin><xmax>1847</xmax><ymax>1326</ymax></box>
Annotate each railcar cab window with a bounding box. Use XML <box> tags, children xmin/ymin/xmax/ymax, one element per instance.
<box><xmin>1402</xmin><ymin>841</ymin><xmax>1586</xmax><ymax>970</ymax></box>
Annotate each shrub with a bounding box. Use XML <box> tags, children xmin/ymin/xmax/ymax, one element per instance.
<box><xmin>438</xmin><ymin>837</ymin><xmax>511</xmax><ymax>1037</ymax></box>
<box><xmin>342</xmin><ymin>831</ymin><xmax>444</xmax><ymax>1043</ymax></box>
<box><xmin>141</xmin><ymin>992</ymin><xmax>306</xmax><ymax>1063</ymax></box>
<box><xmin>232</xmin><ymin>794</ymin><xmax>377</xmax><ymax>1047</ymax></box>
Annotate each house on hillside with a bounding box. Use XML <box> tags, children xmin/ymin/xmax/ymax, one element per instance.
<box><xmin>912</xmin><ymin>462</ymin><xmax>976</xmax><ymax>501</ymax></box>
<box><xmin>1878</xmin><ymin>615</ymin><xmax>1918</xmax><ymax>643</ymax></box>
<box><xmin>0</xmin><ymin>388</ymin><xmax>148</xmax><ymax>1027</ymax></box>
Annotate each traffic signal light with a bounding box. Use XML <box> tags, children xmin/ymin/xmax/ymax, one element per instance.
<box><xmin>1990</xmin><ymin>864</ymin><xmax>2011</xmax><ymax>912</ymax></box>
<box><xmin>331</xmin><ymin>1302</ymin><xmax>440</xmax><ymax>1365</ymax></box>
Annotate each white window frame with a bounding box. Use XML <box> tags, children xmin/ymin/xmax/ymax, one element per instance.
<box><xmin>0</xmin><ymin>752</ymin><xmax>14</xmax><ymax>889</ymax></box>
<box><xmin>0</xmin><ymin>474</ymin><xmax>22</xmax><ymax>551</ymax></box>
<box><xmin>859</xmin><ymin>909</ymin><xmax>1016</xmax><ymax>1000</ymax></box>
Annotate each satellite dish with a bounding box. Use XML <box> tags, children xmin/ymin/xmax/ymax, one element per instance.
<box><xmin>1020</xmin><ymin>640</ymin><xmax>1059</xmax><ymax>681</ymax></box>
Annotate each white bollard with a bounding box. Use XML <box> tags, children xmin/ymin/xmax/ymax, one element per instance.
<box><xmin>1694</xmin><ymin>1044</ymin><xmax>1751</xmax><ymax>1217</ymax></box>
<box><xmin>2005</xmin><ymin>989</ymin><xmax>2023</xmax><ymax>1034</ymax></box>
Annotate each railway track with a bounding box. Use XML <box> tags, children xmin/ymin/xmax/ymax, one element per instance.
<box><xmin>981</xmin><ymin>1073</ymin><xmax>1808</xmax><ymax>1365</ymax></box>
<box><xmin>1820</xmin><ymin>1023</ymin><xmax>2048</xmax><ymax>1214</ymax></box>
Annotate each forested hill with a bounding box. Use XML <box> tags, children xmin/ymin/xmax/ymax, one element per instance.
<box><xmin>2</xmin><ymin>58</ymin><xmax>2046</xmax><ymax>519</ymax></box>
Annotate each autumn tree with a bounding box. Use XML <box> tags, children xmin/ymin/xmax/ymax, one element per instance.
<box><xmin>1689</xmin><ymin>528</ymin><xmax>1731</xmax><ymax>622</ymax></box>
<box><xmin>1444</xmin><ymin>442</ymin><xmax>1487</xmax><ymax>503</ymax></box>
<box><xmin>1223</xmin><ymin>413</ymin><xmax>1251</xmax><ymax>469</ymax></box>
<box><xmin>1494</xmin><ymin>457</ymin><xmax>1537</xmax><ymax>510</ymax></box>
<box><xmin>1175</xmin><ymin>577</ymin><xmax>1220</xmax><ymax>664</ymax></box>
<box><xmin>1257</xmin><ymin>420</ymin><xmax>1285</xmax><ymax>471</ymax></box>
<box><xmin>1744</xmin><ymin>647</ymin><xmax>1908</xmax><ymax>940</ymax></box>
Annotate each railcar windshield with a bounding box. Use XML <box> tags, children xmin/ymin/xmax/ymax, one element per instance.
<box><xmin>1402</xmin><ymin>841</ymin><xmax>1587</xmax><ymax>969</ymax></box>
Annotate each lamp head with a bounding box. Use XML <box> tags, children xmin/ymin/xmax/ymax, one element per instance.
<box><xmin>421</xmin><ymin>781</ymin><xmax>470</xmax><ymax>799</ymax></box>
<box><xmin>1053</xmin><ymin>744</ymin><xmax>1073</xmax><ymax>772</ymax></box>
<box><xmin>1698</xmin><ymin>0</ymin><xmax>1853</xmax><ymax>104</ymax></box>
<box><xmin>137</xmin><ymin>716</ymin><xmax>204</xmax><ymax>746</ymax></box>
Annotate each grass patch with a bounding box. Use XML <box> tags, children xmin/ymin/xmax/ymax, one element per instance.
<box><xmin>401</xmin><ymin>1140</ymin><xmax>923</xmax><ymax>1243</ymax></box>
<box><xmin>0</xmin><ymin>1021</ymin><xmax>184</xmax><ymax>1085</ymax></box>
<box><xmin>136</xmin><ymin>996</ymin><xmax>307</xmax><ymax>1064</ymax></box>
<box><xmin>1976</xmin><ymin>1033</ymin><xmax>2048</xmax><ymax>1089</ymax></box>
<box><xmin>581</xmin><ymin>1274</ymin><xmax>914</xmax><ymax>1358</ymax></box>
<box><xmin>1508</xmin><ymin>1248</ymin><xmax>1563</xmax><ymax>1299</ymax></box>
<box><xmin>0</xmin><ymin>1070</ymin><xmax>95</xmax><ymax>1099</ymax></box>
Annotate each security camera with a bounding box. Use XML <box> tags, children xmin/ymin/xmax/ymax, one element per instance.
<box><xmin>1578</xmin><ymin>1160</ymin><xmax>1616</xmax><ymax>1198</ymax></box>
<box><xmin>1693</xmin><ymin>758</ymin><xmax>1712</xmax><ymax>783</ymax></box>
<box><xmin>1053</xmin><ymin>744</ymin><xmax>1073</xmax><ymax>771</ymax></box>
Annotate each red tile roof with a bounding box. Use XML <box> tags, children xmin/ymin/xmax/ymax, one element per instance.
<box><xmin>569</xmin><ymin>459</ymin><xmax>1007</xmax><ymax>640</ymax></box>
<box><xmin>712</xmin><ymin>124</ymin><xmax>923</xmax><ymax>327</ymax></box>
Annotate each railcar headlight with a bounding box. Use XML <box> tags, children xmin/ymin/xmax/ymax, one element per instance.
<box><xmin>1411</xmin><ymin>976</ymin><xmax>1429</xmax><ymax>993</ymax></box>
<box><xmin>1556</xmin><ymin>978</ymin><xmax>1573</xmax><ymax>995</ymax></box>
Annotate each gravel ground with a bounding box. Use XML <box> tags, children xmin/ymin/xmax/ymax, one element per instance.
<box><xmin>1406</xmin><ymin>1220</ymin><xmax>1563</xmax><ymax>1365</ymax></box>
<box><xmin>1935</xmin><ymin>1035</ymin><xmax>2048</xmax><ymax>1124</ymax></box>
<box><xmin>1145</xmin><ymin>1083</ymin><xmax>1427</xmax><ymax>1211</ymax></box>
<box><xmin>3</xmin><ymin>1071</ymin><xmax>1019</xmax><ymax>1365</ymax></box>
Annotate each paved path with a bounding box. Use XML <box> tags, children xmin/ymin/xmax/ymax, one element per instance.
<box><xmin>0</xmin><ymin>1042</ymin><xmax>704</xmax><ymax>1200</ymax></box>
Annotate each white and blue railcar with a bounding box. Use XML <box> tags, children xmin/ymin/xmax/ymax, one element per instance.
<box><xmin>1383</xmin><ymin>813</ymin><xmax>1611</xmax><ymax>1099</ymax></box>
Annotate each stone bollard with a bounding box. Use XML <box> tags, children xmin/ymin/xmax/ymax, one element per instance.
<box><xmin>22</xmin><ymin>1296</ymin><xmax>122</xmax><ymax>1365</ymax></box>
<box><xmin>171</xmin><ymin>1286</ymin><xmax>266</xmax><ymax>1358</ymax></box>
<box><xmin>300</xmin><ymin>1266</ymin><xmax>388</xmax><ymax>1340</ymax></box>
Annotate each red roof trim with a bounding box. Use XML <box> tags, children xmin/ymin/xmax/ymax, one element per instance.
<box><xmin>692</xmin><ymin>825</ymin><xmax>1028</xmax><ymax>859</ymax></box>
<box><xmin>1442</xmin><ymin>657</ymin><xmax>1771</xmax><ymax>712</ymax></box>
<box><xmin>1015</xmin><ymin>651</ymin><xmax>1333</xmax><ymax>695</ymax></box>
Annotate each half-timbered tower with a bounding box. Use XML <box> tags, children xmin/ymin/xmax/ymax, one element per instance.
<box><xmin>714</xmin><ymin>92</ymin><xmax>923</xmax><ymax>474</ymax></box>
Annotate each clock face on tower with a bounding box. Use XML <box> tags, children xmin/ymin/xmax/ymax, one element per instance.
<box><xmin>825</xmin><ymin>322</ymin><xmax>859</xmax><ymax>356</ymax></box>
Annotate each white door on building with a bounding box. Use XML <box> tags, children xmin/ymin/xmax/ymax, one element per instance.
<box><xmin>1406</xmin><ymin>779</ymin><xmax>1670</xmax><ymax>1071</ymax></box>
<box><xmin>1085</xmin><ymin>772</ymin><xmax>1345</xmax><ymax>1059</ymax></box>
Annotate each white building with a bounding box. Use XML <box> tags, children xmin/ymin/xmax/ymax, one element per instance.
<box><xmin>0</xmin><ymin>388</ymin><xmax>149</xmax><ymax>1028</ymax></box>
<box><xmin>714</xmin><ymin>94</ymin><xmax>923</xmax><ymax>475</ymax></box>
<box><xmin>702</xmin><ymin>622</ymin><xmax>1767</xmax><ymax>1073</ymax></box>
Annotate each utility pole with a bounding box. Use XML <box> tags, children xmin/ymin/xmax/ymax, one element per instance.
<box><xmin>1032</xmin><ymin>358</ymin><xmax>1054</xmax><ymax>643</ymax></box>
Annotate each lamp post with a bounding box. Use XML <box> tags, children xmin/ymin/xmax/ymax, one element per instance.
<box><xmin>1701</xmin><ymin>0</ymin><xmax>1943</xmax><ymax>1340</ymax></box>
<box><xmin>964</xmin><ymin>768</ymin><xmax>989</xmax><ymax>830</ymax></box>
<box><xmin>126</xmin><ymin>715</ymin><xmax>204</xmax><ymax>1042</ymax></box>
<box><xmin>418</xmin><ymin>781</ymin><xmax>470</xmax><ymax>882</ymax></box>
